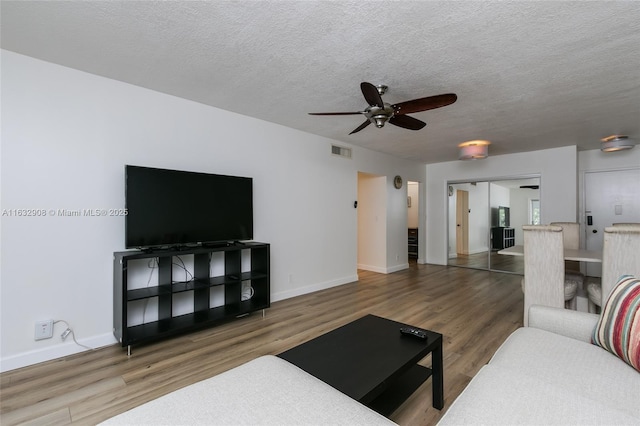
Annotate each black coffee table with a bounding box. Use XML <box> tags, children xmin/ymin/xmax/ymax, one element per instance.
<box><xmin>278</xmin><ymin>314</ymin><xmax>443</xmax><ymax>416</ymax></box>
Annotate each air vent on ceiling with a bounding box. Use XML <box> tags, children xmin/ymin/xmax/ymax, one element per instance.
<box><xmin>331</xmin><ymin>144</ymin><xmax>352</xmax><ymax>159</ymax></box>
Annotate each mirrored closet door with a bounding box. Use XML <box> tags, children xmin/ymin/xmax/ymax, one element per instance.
<box><xmin>447</xmin><ymin>177</ymin><xmax>540</xmax><ymax>274</ymax></box>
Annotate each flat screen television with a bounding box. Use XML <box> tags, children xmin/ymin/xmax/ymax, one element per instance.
<box><xmin>498</xmin><ymin>206</ymin><xmax>510</xmax><ymax>227</ymax></box>
<box><xmin>125</xmin><ymin>165</ymin><xmax>253</xmax><ymax>249</ymax></box>
<box><xmin>491</xmin><ymin>206</ymin><xmax>510</xmax><ymax>227</ymax></box>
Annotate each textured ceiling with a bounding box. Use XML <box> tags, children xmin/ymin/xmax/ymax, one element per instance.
<box><xmin>2</xmin><ymin>1</ymin><xmax>639</xmax><ymax>163</ymax></box>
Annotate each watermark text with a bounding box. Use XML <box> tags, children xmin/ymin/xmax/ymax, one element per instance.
<box><xmin>2</xmin><ymin>208</ymin><xmax>128</xmax><ymax>217</ymax></box>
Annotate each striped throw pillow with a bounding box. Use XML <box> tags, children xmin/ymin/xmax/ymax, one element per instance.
<box><xmin>592</xmin><ymin>275</ymin><xmax>640</xmax><ymax>372</ymax></box>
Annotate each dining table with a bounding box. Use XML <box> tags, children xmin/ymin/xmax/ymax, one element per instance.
<box><xmin>499</xmin><ymin>244</ymin><xmax>601</xmax><ymax>314</ymax></box>
<box><xmin>498</xmin><ymin>245</ymin><xmax>602</xmax><ymax>263</ymax></box>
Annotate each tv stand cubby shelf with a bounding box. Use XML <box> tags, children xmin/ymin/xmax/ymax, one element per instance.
<box><xmin>491</xmin><ymin>227</ymin><xmax>515</xmax><ymax>250</ymax></box>
<box><xmin>113</xmin><ymin>242</ymin><xmax>270</xmax><ymax>350</ymax></box>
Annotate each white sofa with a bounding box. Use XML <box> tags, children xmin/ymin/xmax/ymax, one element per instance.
<box><xmin>101</xmin><ymin>354</ymin><xmax>395</xmax><ymax>425</ymax></box>
<box><xmin>104</xmin><ymin>305</ymin><xmax>639</xmax><ymax>425</ymax></box>
<box><xmin>438</xmin><ymin>304</ymin><xmax>640</xmax><ymax>425</ymax></box>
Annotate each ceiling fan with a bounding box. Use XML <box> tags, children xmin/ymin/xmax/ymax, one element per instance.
<box><xmin>309</xmin><ymin>82</ymin><xmax>457</xmax><ymax>134</ymax></box>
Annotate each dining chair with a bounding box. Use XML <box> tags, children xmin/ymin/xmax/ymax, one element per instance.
<box><xmin>586</xmin><ymin>225</ymin><xmax>640</xmax><ymax>313</ymax></box>
<box><xmin>522</xmin><ymin>225</ymin><xmax>577</xmax><ymax>326</ymax></box>
<box><xmin>550</xmin><ymin>222</ymin><xmax>585</xmax><ymax>289</ymax></box>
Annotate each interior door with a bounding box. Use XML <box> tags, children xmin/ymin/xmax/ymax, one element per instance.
<box><xmin>456</xmin><ymin>190</ymin><xmax>469</xmax><ymax>255</ymax></box>
<box><xmin>585</xmin><ymin>168</ymin><xmax>640</xmax><ymax>276</ymax></box>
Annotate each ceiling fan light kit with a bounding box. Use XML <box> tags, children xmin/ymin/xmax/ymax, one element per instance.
<box><xmin>373</xmin><ymin>114</ymin><xmax>389</xmax><ymax>128</ymax></box>
<box><xmin>600</xmin><ymin>135</ymin><xmax>635</xmax><ymax>152</ymax></box>
<box><xmin>309</xmin><ymin>82</ymin><xmax>457</xmax><ymax>134</ymax></box>
<box><xmin>458</xmin><ymin>140</ymin><xmax>490</xmax><ymax>160</ymax></box>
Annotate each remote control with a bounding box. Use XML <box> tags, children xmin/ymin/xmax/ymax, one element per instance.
<box><xmin>400</xmin><ymin>326</ymin><xmax>428</xmax><ymax>340</ymax></box>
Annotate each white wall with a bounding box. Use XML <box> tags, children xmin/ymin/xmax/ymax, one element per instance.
<box><xmin>357</xmin><ymin>173</ymin><xmax>386</xmax><ymax>272</ymax></box>
<box><xmin>577</xmin><ymin>148</ymin><xmax>640</xmax><ymax>247</ymax></box>
<box><xmin>426</xmin><ymin>146</ymin><xmax>578</xmax><ymax>265</ymax></box>
<box><xmin>489</xmin><ymin>183</ymin><xmax>510</xmax><ymax>210</ymax></box>
<box><xmin>578</xmin><ymin>148</ymin><xmax>640</xmax><ymax>173</ymax></box>
<box><xmin>407</xmin><ymin>182</ymin><xmax>419</xmax><ymax>229</ymax></box>
<box><xmin>578</xmin><ymin>148</ymin><xmax>640</xmax><ymax>226</ymax></box>
<box><xmin>446</xmin><ymin>182</ymin><xmax>489</xmax><ymax>256</ymax></box>
<box><xmin>386</xmin><ymin>176</ymin><xmax>410</xmax><ymax>272</ymax></box>
<box><xmin>469</xmin><ymin>182</ymin><xmax>490</xmax><ymax>254</ymax></box>
<box><xmin>509</xmin><ymin>187</ymin><xmax>540</xmax><ymax>245</ymax></box>
<box><xmin>0</xmin><ymin>50</ymin><xmax>425</xmax><ymax>371</ymax></box>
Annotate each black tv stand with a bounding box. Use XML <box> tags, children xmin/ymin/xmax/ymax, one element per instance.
<box><xmin>113</xmin><ymin>242</ymin><xmax>270</xmax><ymax>353</ymax></box>
<box><xmin>196</xmin><ymin>241</ymin><xmax>234</xmax><ymax>249</ymax></box>
<box><xmin>138</xmin><ymin>244</ymin><xmax>199</xmax><ymax>254</ymax></box>
<box><xmin>491</xmin><ymin>227</ymin><xmax>515</xmax><ymax>250</ymax></box>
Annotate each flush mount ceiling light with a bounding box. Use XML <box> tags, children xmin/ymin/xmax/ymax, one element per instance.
<box><xmin>600</xmin><ymin>135</ymin><xmax>635</xmax><ymax>152</ymax></box>
<box><xmin>458</xmin><ymin>140</ymin><xmax>490</xmax><ymax>160</ymax></box>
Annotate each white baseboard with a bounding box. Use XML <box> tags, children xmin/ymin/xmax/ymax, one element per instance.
<box><xmin>5</xmin><ymin>271</ymin><xmax>409</xmax><ymax>371</ymax></box>
<box><xmin>271</xmin><ymin>274</ymin><xmax>359</xmax><ymax>303</ymax></box>
<box><xmin>449</xmin><ymin>248</ymin><xmax>488</xmax><ymax>257</ymax></box>
<box><xmin>357</xmin><ymin>263</ymin><xmax>409</xmax><ymax>274</ymax></box>
<box><xmin>469</xmin><ymin>247</ymin><xmax>490</xmax><ymax>255</ymax></box>
<box><xmin>386</xmin><ymin>263</ymin><xmax>409</xmax><ymax>273</ymax></box>
<box><xmin>3</xmin><ymin>276</ymin><xmax>359</xmax><ymax>372</ymax></box>
<box><xmin>357</xmin><ymin>263</ymin><xmax>386</xmax><ymax>273</ymax></box>
<box><xmin>1</xmin><ymin>332</ymin><xmax>117</xmax><ymax>373</ymax></box>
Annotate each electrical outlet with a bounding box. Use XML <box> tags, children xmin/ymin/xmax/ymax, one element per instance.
<box><xmin>35</xmin><ymin>319</ymin><xmax>54</xmax><ymax>340</ymax></box>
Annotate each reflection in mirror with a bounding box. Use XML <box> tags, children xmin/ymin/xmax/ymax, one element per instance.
<box><xmin>447</xmin><ymin>177</ymin><xmax>540</xmax><ymax>274</ymax></box>
<box><xmin>447</xmin><ymin>182</ymin><xmax>489</xmax><ymax>271</ymax></box>
<box><xmin>488</xmin><ymin>178</ymin><xmax>540</xmax><ymax>274</ymax></box>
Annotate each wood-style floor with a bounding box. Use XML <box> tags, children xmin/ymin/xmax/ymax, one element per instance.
<box><xmin>448</xmin><ymin>251</ymin><xmax>525</xmax><ymax>275</ymax></box>
<box><xmin>0</xmin><ymin>264</ymin><xmax>523</xmax><ymax>425</ymax></box>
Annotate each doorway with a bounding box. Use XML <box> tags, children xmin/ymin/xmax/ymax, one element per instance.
<box><xmin>357</xmin><ymin>172</ymin><xmax>421</xmax><ymax>273</ymax></box>
<box><xmin>407</xmin><ymin>181</ymin><xmax>420</xmax><ymax>263</ymax></box>
<box><xmin>584</xmin><ymin>168</ymin><xmax>640</xmax><ymax>277</ymax></box>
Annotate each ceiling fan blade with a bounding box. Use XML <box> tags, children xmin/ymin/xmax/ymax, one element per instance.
<box><xmin>361</xmin><ymin>82</ymin><xmax>384</xmax><ymax>107</ymax></box>
<box><xmin>349</xmin><ymin>120</ymin><xmax>372</xmax><ymax>135</ymax></box>
<box><xmin>389</xmin><ymin>115</ymin><xmax>426</xmax><ymax>131</ymax></box>
<box><xmin>392</xmin><ymin>93</ymin><xmax>457</xmax><ymax>115</ymax></box>
<box><xmin>308</xmin><ymin>112</ymin><xmax>362</xmax><ymax>115</ymax></box>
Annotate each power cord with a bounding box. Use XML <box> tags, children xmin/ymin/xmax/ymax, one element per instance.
<box><xmin>142</xmin><ymin>257</ymin><xmax>159</xmax><ymax>323</ymax></box>
<box><xmin>147</xmin><ymin>257</ymin><xmax>158</xmax><ymax>286</ymax></box>
<box><xmin>173</xmin><ymin>256</ymin><xmax>193</xmax><ymax>283</ymax></box>
<box><xmin>141</xmin><ymin>257</ymin><xmax>195</xmax><ymax>325</ymax></box>
<box><xmin>53</xmin><ymin>319</ymin><xmax>93</xmax><ymax>350</ymax></box>
<box><xmin>241</xmin><ymin>285</ymin><xmax>254</xmax><ymax>301</ymax></box>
